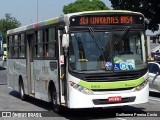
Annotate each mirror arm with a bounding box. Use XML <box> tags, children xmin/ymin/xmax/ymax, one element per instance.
<box><xmin>64</xmin><ymin>48</ymin><xmax>68</xmax><ymax>56</ymax></box>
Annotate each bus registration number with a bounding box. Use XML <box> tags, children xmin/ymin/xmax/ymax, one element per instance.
<box><xmin>108</xmin><ymin>96</ymin><xmax>122</xmax><ymax>102</ymax></box>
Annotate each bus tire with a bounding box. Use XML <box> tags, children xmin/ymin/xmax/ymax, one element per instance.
<box><xmin>52</xmin><ymin>88</ymin><xmax>61</xmax><ymax>113</ymax></box>
<box><xmin>19</xmin><ymin>80</ymin><xmax>26</xmax><ymax>100</ymax></box>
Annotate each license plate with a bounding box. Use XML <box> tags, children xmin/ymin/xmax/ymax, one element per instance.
<box><xmin>108</xmin><ymin>96</ymin><xmax>122</xmax><ymax>102</ymax></box>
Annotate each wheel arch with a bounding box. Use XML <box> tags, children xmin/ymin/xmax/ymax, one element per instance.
<box><xmin>18</xmin><ymin>75</ymin><xmax>23</xmax><ymax>86</ymax></box>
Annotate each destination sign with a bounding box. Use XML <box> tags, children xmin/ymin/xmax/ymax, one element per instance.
<box><xmin>70</xmin><ymin>14</ymin><xmax>144</xmax><ymax>26</ymax></box>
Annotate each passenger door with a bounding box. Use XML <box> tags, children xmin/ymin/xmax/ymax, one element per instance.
<box><xmin>26</xmin><ymin>33</ymin><xmax>35</xmax><ymax>95</ymax></box>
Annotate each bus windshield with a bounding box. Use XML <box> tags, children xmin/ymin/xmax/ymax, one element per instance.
<box><xmin>69</xmin><ymin>30</ymin><xmax>147</xmax><ymax>72</ymax></box>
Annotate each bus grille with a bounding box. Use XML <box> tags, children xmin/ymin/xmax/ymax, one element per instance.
<box><xmin>84</xmin><ymin>73</ymin><xmax>140</xmax><ymax>82</ymax></box>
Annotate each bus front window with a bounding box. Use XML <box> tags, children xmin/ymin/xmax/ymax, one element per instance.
<box><xmin>69</xmin><ymin>30</ymin><xmax>147</xmax><ymax>72</ymax></box>
<box><xmin>69</xmin><ymin>31</ymin><xmax>111</xmax><ymax>72</ymax></box>
<box><xmin>113</xmin><ymin>31</ymin><xmax>147</xmax><ymax>71</ymax></box>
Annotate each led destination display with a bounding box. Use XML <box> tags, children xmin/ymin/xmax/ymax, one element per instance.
<box><xmin>70</xmin><ymin>14</ymin><xmax>144</xmax><ymax>26</ymax></box>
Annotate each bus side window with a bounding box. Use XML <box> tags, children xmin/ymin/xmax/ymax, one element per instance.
<box><xmin>45</xmin><ymin>27</ymin><xmax>56</xmax><ymax>58</ymax></box>
<box><xmin>19</xmin><ymin>34</ymin><xmax>25</xmax><ymax>58</ymax></box>
<box><xmin>8</xmin><ymin>36</ymin><xmax>12</xmax><ymax>58</ymax></box>
<box><xmin>35</xmin><ymin>30</ymin><xmax>44</xmax><ymax>58</ymax></box>
<box><xmin>13</xmin><ymin>35</ymin><xmax>18</xmax><ymax>58</ymax></box>
<box><xmin>45</xmin><ymin>45</ymin><xmax>49</xmax><ymax>57</ymax></box>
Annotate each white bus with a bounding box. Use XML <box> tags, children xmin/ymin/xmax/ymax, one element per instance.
<box><xmin>7</xmin><ymin>10</ymin><xmax>149</xmax><ymax>112</ymax></box>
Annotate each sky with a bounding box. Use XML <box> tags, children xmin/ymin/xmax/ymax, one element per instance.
<box><xmin>0</xmin><ymin>0</ymin><xmax>112</xmax><ymax>26</ymax></box>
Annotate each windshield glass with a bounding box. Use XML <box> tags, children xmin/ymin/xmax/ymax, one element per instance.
<box><xmin>112</xmin><ymin>31</ymin><xmax>147</xmax><ymax>71</ymax></box>
<box><xmin>69</xmin><ymin>30</ymin><xmax>147</xmax><ymax>72</ymax></box>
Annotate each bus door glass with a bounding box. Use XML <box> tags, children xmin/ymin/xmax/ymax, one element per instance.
<box><xmin>58</xmin><ymin>28</ymin><xmax>67</xmax><ymax>104</ymax></box>
<box><xmin>26</xmin><ymin>33</ymin><xmax>35</xmax><ymax>94</ymax></box>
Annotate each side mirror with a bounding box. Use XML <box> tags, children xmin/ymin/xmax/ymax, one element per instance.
<box><xmin>62</xmin><ymin>34</ymin><xmax>69</xmax><ymax>49</ymax></box>
<box><xmin>58</xmin><ymin>25</ymin><xmax>65</xmax><ymax>30</ymax></box>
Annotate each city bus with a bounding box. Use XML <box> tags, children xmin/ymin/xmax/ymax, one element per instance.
<box><xmin>7</xmin><ymin>10</ymin><xmax>149</xmax><ymax>112</ymax></box>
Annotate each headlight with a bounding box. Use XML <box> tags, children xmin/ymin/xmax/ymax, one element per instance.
<box><xmin>69</xmin><ymin>81</ymin><xmax>93</xmax><ymax>94</ymax></box>
<box><xmin>135</xmin><ymin>79</ymin><xmax>148</xmax><ymax>91</ymax></box>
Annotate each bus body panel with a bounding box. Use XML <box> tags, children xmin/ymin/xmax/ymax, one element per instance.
<box><xmin>68</xmin><ymin>73</ymin><xmax>149</xmax><ymax>108</ymax></box>
<box><xmin>68</xmin><ymin>82</ymin><xmax>149</xmax><ymax>108</ymax></box>
<box><xmin>32</xmin><ymin>60</ymin><xmax>45</xmax><ymax>99</ymax></box>
<box><xmin>33</xmin><ymin>60</ymin><xmax>59</xmax><ymax>102</ymax></box>
<box><xmin>7</xmin><ymin>59</ymin><xmax>27</xmax><ymax>93</ymax></box>
<box><xmin>7</xmin><ymin>59</ymin><xmax>59</xmax><ymax>102</ymax></box>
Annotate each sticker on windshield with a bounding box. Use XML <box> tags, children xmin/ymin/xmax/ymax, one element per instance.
<box><xmin>114</xmin><ymin>64</ymin><xmax>120</xmax><ymax>70</ymax></box>
<box><xmin>105</xmin><ymin>62</ymin><xmax>112</xmax><ymax>70</ymax></box>
<box><xmin>120</xmin><ymin>62</ymin><xmax>128</xmax><ymax>70</ymax></box>
<box><xmin>126</xmin><ymin>59</ymin><xmax>135</xmax><ymax>70</ymax></box>
<box><xmin>114</xmin><ymin>57</ymin><xmax>121</xmax><ymax>63</ymax></box>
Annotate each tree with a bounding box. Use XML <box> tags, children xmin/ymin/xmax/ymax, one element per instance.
<box><xmin>63</xmin><ymin>0</ymin><xmax>109</xmax><ymax>14</ymax></box>
<box><xmin>109</xmin><ymin>0</ymin><xmax>160</xmax><ymax>31</ymax></box>
<box><xmin>0</xmin><ymin>13</ymin><xmax>21</xmax><ymax>42</ymax></box>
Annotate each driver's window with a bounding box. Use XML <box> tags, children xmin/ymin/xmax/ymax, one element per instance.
<box><xmin>114</xmin><ymin>40</ymin><xmax>124</xmax><ymax>55</ymax></box>
<box><xmin>129</xmin><ymin>37</ymin><xmax>135</xmax><ymax>53</ymax></box>
<box><xmin>135</xmin><ymin>38</ymin><xmax>141</xmax><ymax>55</ymax></box>
<box><xmin>113</xmin><ymin>31</ymin><xmax>124</xmax><ymax>55</ymax></box>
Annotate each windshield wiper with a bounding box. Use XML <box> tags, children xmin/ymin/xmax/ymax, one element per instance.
<box><xmin>120</xmin><ymin>26</ymin><xmax>130</xmax><ymax>41</ymax></box>
<box><xmin>88</xmin><ymin>27</ymin><xmax>107</xmax><ymax>64</ymax></box>
<box><xmin>114</xmin><ymin>27</ymin><xmax>130</xmax><ymax>45</ymax></box>
<box><xmin>88</xmin><ymin>27</ymin><xmax>104</xmax><ymax>50</ymax></box>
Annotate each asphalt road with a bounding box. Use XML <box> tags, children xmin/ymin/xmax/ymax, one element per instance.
<box><xmin>0</xmin><ymin>60</ymin><xmax>7</xmax><ymax>85</ymax></box>
<box><xmin>0</xmin><ymin>69</ymin><xmax>160</xmax><ymax>120</ymax></box>
<box><xmin>0</xmin><ymin>68</ymin><xmax>7</xmax><ymax>85</ymax></box>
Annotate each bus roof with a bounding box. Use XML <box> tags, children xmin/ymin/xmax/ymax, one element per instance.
<box><xmin>7</xmin><ymin>17</ymin><xmax>60</xmax><ymax>35</ymax></box>
<box><xmin>7</xmin><ymin>10</ymin><xmax>144</xmax><ymax>35</ymax></box>
<box><xmin>64</xmin><ymin>10</ymin><xmax>143</xmax><ymax>18</ymax></box>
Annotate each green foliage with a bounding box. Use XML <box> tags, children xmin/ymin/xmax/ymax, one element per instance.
<box><xmin>63</xmin><ymin>0</ymin><xmax>109</xmax><ymax>14</ymax></box>
<box><xmin>109</xmin><ymin>0</ymin><xmax>160</xmax><ymax>31</ymax></box>
<box><xmin>0</xmin><ymin>13</ymin><xmax>21</xmax><ymax>42</ymax></box>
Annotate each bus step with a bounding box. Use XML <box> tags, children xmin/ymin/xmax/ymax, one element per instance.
<box><xmin>29</xmin><ymin>93</ymin><xmax>35</xmax><ymax>97</ymax></box>
<box><xmin>61</xmin><ymin>103</ymin><xmax>66</xmax><ymax>106</ymax></box>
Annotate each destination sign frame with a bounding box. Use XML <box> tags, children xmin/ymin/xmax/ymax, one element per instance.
<box><xmin>70</xmin><ymin>14</ymin><xmax>144</xmax><ymax>26</ymax></box>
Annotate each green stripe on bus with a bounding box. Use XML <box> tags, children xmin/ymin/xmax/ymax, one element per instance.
<box><xmin>45</xmin><ymin>19</ymin><xmax>58</xmax><ymax>25</ymax></box>
<box><xmin>78</xmin><ymin>77</ymin><xmax>144</xmax><ymax>89</ymax></box>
